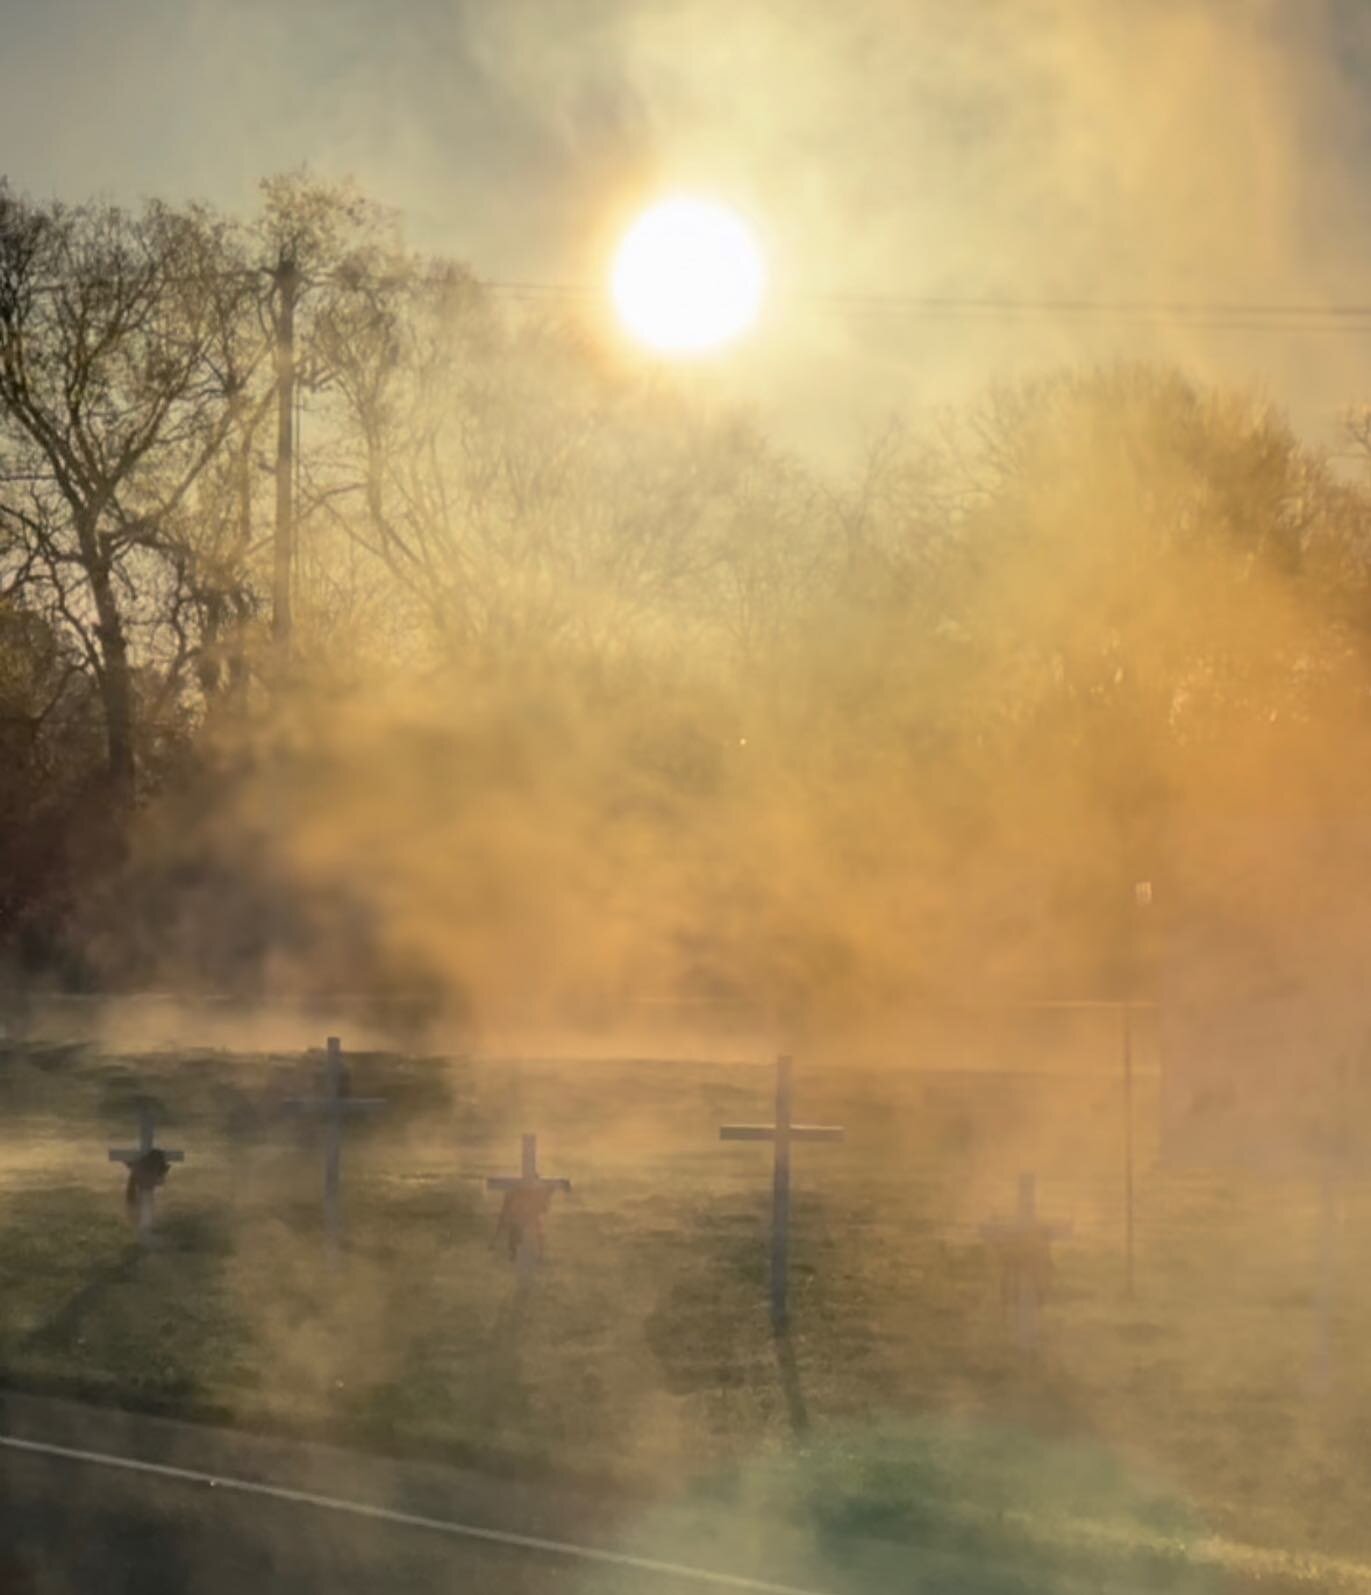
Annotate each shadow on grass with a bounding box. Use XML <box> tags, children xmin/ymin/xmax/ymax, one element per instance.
<box><xmin>773</xmin><ymin>1329</ymin><xmax>810</xmax><ymax>1436</ymax></box>
<box><xmin>464</xmin><ymin>1268</ymin><xmax>538</xmax><ymax>1433</ymax></box>
<box><xmin>25</xmin><ymin>1246</ymin><xmax>144</xmax><ymax>1354</ymax></box>
<box><xmin>329</xmin><ymin>1248</ymin><xmax>544</xmax><ymax>1465</ymax></box>
<box><xmin>642</xmin><ymin>1232</ymin><xmax>764</xmax><ymax>1400</ymax></box>
<box><xmin>0</xmin><ymin>1183</ymin><xmax>249</xmax><ymax>1418</ymax></box>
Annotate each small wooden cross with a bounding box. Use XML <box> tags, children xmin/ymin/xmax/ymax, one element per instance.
<box><xmin>108</xmin><ymin>1103</ymin><xmax>184</xmax><ymax>1244</ymax></box>
<box><xmin>487</xmin><ymin>1134</ymin><xmax>571</xmax><ymax>1274</ymax></box>
<box><xmin>720</xmin><ymin>1055</ymin><xmax>845</xmax><ymax>1329</ymax></box>
<box><xmin>981</xmin><ymin>1172</ymin><xmax>1071</xmax><ymax>1350</ymax></box>
<box><xmin>287</xmin><ymin>1037</ymin><xmax>385</xmax><ymax>1256</ymax></box>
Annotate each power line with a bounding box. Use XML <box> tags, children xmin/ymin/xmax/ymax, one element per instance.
<box><xmin>806</xmin><ymin>290</ymin><xmax>1371</xmax><ymax>319</ymax></box>
<box><xmin>15</xmin><ymin>265</ymin><xmax>1371</xmax><ymax>332</ymax></box>
<box><xmin>473</xmin><ymin>277</ymin><xmax>1371</xmax><ymax>331</ymax></box>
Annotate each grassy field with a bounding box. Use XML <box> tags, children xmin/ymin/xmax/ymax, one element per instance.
<box><xmin>0</xmin><ymin>1037</ymin><xmax>1367</xmax><ymax>1590</ymax></box>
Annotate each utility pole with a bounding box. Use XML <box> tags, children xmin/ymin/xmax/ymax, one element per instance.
<box><xmin>1122</xmin><ymin>997</ymin><xmax>1135</xmax><ymax>1299</ymax></box>
<box><xmin>272</xmin><ymin>254</ymin><xmax>299</xmax><ymax>658</ymax></box>
<box><xmin>1124</xmin><ymin>878</ymin><xmax>1152</xmax><ymax>1300</ymax></box>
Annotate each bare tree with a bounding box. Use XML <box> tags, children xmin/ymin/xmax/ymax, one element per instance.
<box><xmin>0</xmin><ymin>184</ymin><xmax>262</xmax><ymax>801</ymax></box>
<box><xmin>314</xmin><ymin>275</ymin><xmax>813</xmax><ymax>677</ymax></box>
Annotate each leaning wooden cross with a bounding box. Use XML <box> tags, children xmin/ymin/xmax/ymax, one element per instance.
<box><xmin>981</xmin><ymin>1171</ymin><xmax>1071</xmax><ymax>1350</ymax></box>
<box><xmin>720</xmin><ymin>1055</ymin><xmax>845</xmax><ymax>1330</ymax></box>
<box><xmin>287</xmin><ymin>1036</ymin><xmax>385</xmax><ymax>1256</ymax></box>
<box><xmin>109</xmin><ymin>1104</ymin><xmax>185</xmax><ymax>1245</ymax></box>
<box><xmin>487</xmin><ymin>1134</ymin><xmax>571</xmax><ymax>1276</ymax></box>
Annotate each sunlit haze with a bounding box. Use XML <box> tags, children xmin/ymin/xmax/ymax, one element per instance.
<box><xmin>8</xmin><ymin>6</ymin><xmax>1371</xmax><ymax>1591</ymax></box>
<box><xmin>611</xmin><ymin>196</ymin><xmax>765</xmax><ymax>355</ymax></box>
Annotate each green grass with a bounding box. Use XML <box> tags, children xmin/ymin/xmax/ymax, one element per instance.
<box><xmin>0</xmin><ymin>1041</ymin><xmax>1367</xmax><ymax>1590</ymax></box>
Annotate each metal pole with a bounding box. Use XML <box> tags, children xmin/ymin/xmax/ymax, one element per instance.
<box><xmin>1315</xmin><ymin>1163</ymin><xmax>1336</xmax><ymax>1397</ymax></box>
<box><xmin>771</xmin><ymin>1056</ymin><xmax>793</xmax><ymax>1329</ymax></box>
<box><xmin>1017</xmin><ymin>1173</ymin><xmax>1038</xmax><ymax>1350</ymax></box>
<box><xmin>323</xmin><ymin>1037</ymin><xmax>342</xmax><ymax>1254</ymax></box>
<box><xmin>1123</xmin><ymin>1003</ymin><xmax>1136</xmax><ymax>1299</ymax></box>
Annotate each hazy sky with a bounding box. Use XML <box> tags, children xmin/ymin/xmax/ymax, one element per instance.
<box><xmin>5</xmin><ymin>0</ymin><xmax>1371</xmax><ymax>457</ymax></box>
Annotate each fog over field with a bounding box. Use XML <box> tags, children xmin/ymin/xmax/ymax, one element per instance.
<box><xmin>6</xmin><ymin>4</ymin><xmax>1371</xmax><ymax>1590</ymax></box>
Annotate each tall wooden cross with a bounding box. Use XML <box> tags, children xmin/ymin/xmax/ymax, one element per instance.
<box><xmin>108</xmin><ymin>1103</ymin><xmax>184</xmax><ymax>1244</ymax></box>
<box><xmin>288</xmin><ymin>1036</ymin><xmax>385</xmax><ymax>1256</ymax></box>
<box><xmin>487</xmin><ymin>1134</ymin><xmax>571</xmax><ymax>1275</ymax></box>
<box><xmin>719</xmin><ymin>1055</ymin><xmax>845</xmax><ymax>1329</ymax></box>
<box><xmin>981</xmin><ymin>1171</ymin><xmax>1072</xmax><ymax>1350</ymax></box>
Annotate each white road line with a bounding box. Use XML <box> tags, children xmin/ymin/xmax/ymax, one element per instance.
<box><xmin>0</xmin><ymin>1432</ymin><xmax>835</xmax><ymax>1595</ymax></box>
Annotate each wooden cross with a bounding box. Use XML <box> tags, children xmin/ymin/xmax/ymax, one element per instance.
<box><xmin>486</xmin><ymin>1134</ymin><xmax>571</xmax><ymax>1274</ymax></box>
<box><xmin>108</xmin><ymin>1103</ymin><xmax>184</xmax><ymax>1244</ymax></box>
<box><xmin>981</xmin><ymin>1172</ymin><xmax>1071</xmax><ymax>1350</ymax></box>
<box><xmin>720</xmin><ymin>1055</ymin><xmax>845</xmax><ymax>1329</ymax></box>
<box><xmin>287</xmin><ymin>1036</ymin><xmax>385</xmax><ymax>1255</ymax></box>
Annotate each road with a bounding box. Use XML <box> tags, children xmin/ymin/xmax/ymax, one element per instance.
<box><xmin>0</xmin><ymin>1393</ymin><xmax>1312</xmax><ymax>1595</ymax></box>
<box><xmin>0</xmin><ymin>1396</ymin><xmax>839</xmax><ymax>1595</ymax></box>
<box><xmin>0</xmin><ymin>1443</ymin><xmax>597</xmax><ymax>1594</ymax></box>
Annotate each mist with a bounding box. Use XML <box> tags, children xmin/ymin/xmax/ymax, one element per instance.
<box><xmin>7</xmin><ymin>3</ymin><xmax>1371</xmax><ymax>455</ymax></box>
<box><xmin>8</xmin><ymin>6</ymin><xmax>1371</xmax><ymax>1588</ymax></box>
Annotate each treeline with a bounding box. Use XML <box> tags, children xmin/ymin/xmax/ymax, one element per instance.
<box><xmin>4</xmin><ymin>174</ymin><xmax>1371</xmax><ymax>1030</ymax></box>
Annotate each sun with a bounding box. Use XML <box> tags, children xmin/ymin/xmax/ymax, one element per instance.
<box><xmin>611</xmin><ymin>196</ymin><xmax>765</xmax><ymax>356</ymax></box>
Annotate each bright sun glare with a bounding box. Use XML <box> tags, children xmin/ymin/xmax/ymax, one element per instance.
<box><xmin>611</xmin><ymin>196</ymin><xmax>765</xmax><ymax>356</ymax></box>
